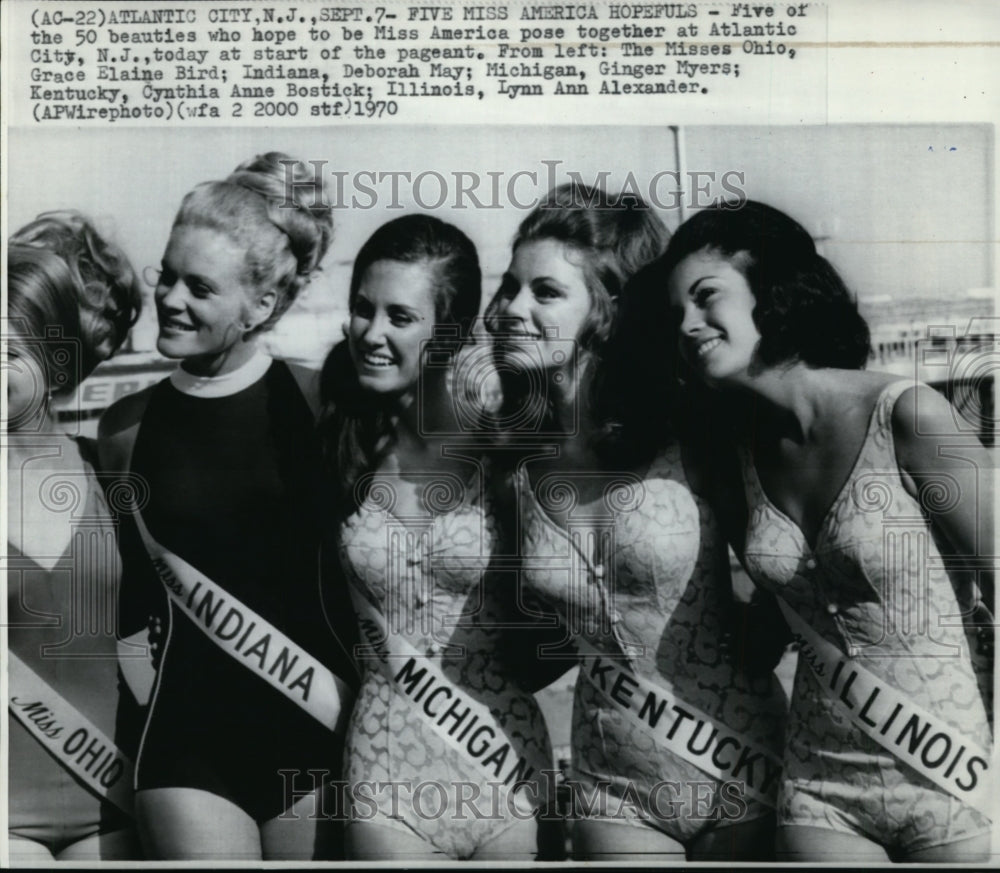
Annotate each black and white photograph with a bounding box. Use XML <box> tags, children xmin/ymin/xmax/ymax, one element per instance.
<box><xmin>2</xmin><ymin>1</ymin><xmax>997</xmax><ymax>867</ymax></box>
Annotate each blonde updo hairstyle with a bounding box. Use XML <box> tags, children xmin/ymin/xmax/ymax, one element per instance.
<box><xmin>172</xmin><ymin>151</ymin><xmax>333</xmax><ymax>332</ymax></box>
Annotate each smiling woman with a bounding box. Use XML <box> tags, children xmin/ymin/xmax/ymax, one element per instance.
<box><xmin>318</xmin><ymin>215</ymin><xmax>556</xmax><ymax>862</ymax></box>
<box><xmin>321</xmin><ymin>214</ymin><xmax>481</xmax><ymax>516</ymax></box>
<box><xmin>153</xmin><ymin>226</ymin><xmax>267</xmax><ymax>368</ymax></box>
<box><xmin>349</xmin><ymin>259</ymin><xmax>438</xmax><ymax>395</ymax></box>
<box><xmin>621</xmin><ymin>201</ymin><xmax>994</xmax><ymax>864</ymax></box>
<box><xmin>483</xmin><ymin>185</ymin><xmax>788</xmax><ymax>863</ymax></box>
<box><xmin>97</xmin><ymin>153</ymin><xmax>360</xmax><ymax>862</ymax></box>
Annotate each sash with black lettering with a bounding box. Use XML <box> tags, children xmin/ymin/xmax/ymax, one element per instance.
<box><xmin>8</xmin><ymin>653</ymin><xmax>133</xmax><ymax>814</ymax></box>
<box><xmin>776</xmin><ymin>597</ymin><xmax>992</xmax><ymax>813</ymax></box>
<box><xmin>132</xmin><ymin>507</ymin><xmax>352</xmax><ymax>734</ymax></box>
<box><xmin>347</xmin><ymin>581</ymin><xmax>549</xmax><ymax>808</ymax></box>
<box><xmin>576</xmin><ymin>639</ymin><xmax>781</xmax><ymax>807</ymax></box>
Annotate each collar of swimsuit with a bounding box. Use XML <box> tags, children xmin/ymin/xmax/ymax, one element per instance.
<box><xmin>169</xmin><ymin>351</ymin><xmax>273</xmax><ymax>398</ymax></box>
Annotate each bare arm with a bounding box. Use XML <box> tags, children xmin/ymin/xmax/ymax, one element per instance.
<box><xmin>892</xmin><ymin>384</ymin><xmax>995</xmax><ymax>617</ymax></box>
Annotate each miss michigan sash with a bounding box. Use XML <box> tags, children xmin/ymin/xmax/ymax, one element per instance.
<box><xmin>347</xmin><ymin>581</ymin><xmax>550</xmax><ymax>808</ymax></box>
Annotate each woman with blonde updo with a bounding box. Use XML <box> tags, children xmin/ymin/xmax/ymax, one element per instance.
<box><xmin>99</xmin><ymin>153</ymin><xmax>359</xmax><ymax>860</ymax></box>
<box><xmin>7</xmin><ymin>211</ymin><xmax>141</xmax><ymax>861</ymax></box>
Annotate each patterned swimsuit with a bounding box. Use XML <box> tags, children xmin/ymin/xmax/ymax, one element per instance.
<box><xmin>739</xmin><ymin>380</ymin><xmax>992</xmax><ymax>852</ymax></box>
<box><xmin>338</xmin><ymin>459</ymin><xmax>554</xmax><ymax>859</ymax></box>
<box><xmin>518</xmin><ymin>445</ymin><xmax>786</xmax><ymax>843</ymax></box>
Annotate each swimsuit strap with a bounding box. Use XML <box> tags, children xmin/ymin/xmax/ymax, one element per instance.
<box><xmin>871</xmin><ymin>378</ymin><xmax>921</xmax><ymax>436</ymax></box>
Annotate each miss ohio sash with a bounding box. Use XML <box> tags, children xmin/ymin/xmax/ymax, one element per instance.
<box><xmin>8</xmin><ymin>653</ymin><xmax>134</xmax><ymax>814</ymax></box>
<box><xmin>347</xmin><ymin>582</ymin><xmax>550</xmax><ymax>807</ymax></box>
<box><xmin>133</xmin><ymin>507</ymin><xmax>352</xmax><ymax>734</ymax></box>
<box><xmin>776</xmin><ymin>597</ymin><xmax>992</xmax><ymax>813</ymax></box>
<box><xmin>577</xmin><ymin>639</ymin><xmax>782</xmax><ymax>807</ymax></box>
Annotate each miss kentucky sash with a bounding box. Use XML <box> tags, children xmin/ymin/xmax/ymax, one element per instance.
<box><xmin>776</xmin><ymin>597</ymin><xmax>992</xmax><ymax>813</ymax></box>
<box><xmin>576</xmin><ymin>639</ymin><xmax>781</xmax><ymax>807</ymax></box>
<box><xmin>132</xmin><ymin>507</ymin><xmax>352</xmax><ymax>734</ymax></box>
<box><xmin>8</xmin><ymin>653</ymin><xmax>134</xmax><ymax>814</ymax></box>
<box><xmin>347</xmin><ymin>581</ymin><xmax>550</xmax><ymax>808</ymax></box>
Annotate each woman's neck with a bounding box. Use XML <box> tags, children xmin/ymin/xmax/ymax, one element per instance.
<box><xmin>7</xmin><ymin>412</ymin><xmax>63</xmax><ymax>452</ymax></box>
<box><xmin>736</xmin><ymin>362</ymin><xmax>834</xmax><ymax>443</ymax></box>
<box><xmin>388</xmin><ymin>371</ymin><xmax>456</xmax><ymax>453</ymax></box>
<box><xmin>181</xmin><ymin>335</ymin><xmax>262</xmax><ymax>378</ymax></box>
<box><xmin>544</xmin><ymin>358</ymin><xmax>606</xmax><ymax>465</ymax></box>
<box><xmin>7</xmin><ymin>426</ymin><xmax>78</xmax><ymax>470</ymax></box>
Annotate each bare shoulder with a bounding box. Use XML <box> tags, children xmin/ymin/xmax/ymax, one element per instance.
<box><xmin>830</xmin><ymin>368</ymin><xmax>903</xmax><ymax>402</ymax></box>
<box><xmin>889</xmin><ymin>381</ymin><xmax>954</xmax><ymax>438</ymax></box>
<box><xmin>888</xmin><ymin>381</ymin><xmax>982</xmax><ymax>473</ymax></box>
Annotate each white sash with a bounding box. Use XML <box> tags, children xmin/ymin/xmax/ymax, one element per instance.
<box><xmin>777</xmin><ymin>597</ymin><xmax>992</xmax><ymax>813</ymax></box>
<box><xmin>132</xmin><ymin>507</ymin><xmax>352</xmax><ymax>734</ymax></box>
<box><xmin>8</xmin><ymin>653</ymin><xmax>134</xmax><ymax>814</ymax></box>
<box><xmin>347</xmin><ymin>582</ymin><xmax>549</xmax><ymax>808</ymax></box>
<box><xmin>577</xmin><ymin>640</ymin><xmax>781</xmax><ymax>807</ymax></box>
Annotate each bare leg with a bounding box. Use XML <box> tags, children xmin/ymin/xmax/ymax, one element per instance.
<box><xmin>572</xmin><ymin>817</ymin><xmax>686</xmax><ymax>861</ymax></box>
<box><xmin>776</xmin><ymin>824</ymin><xmax>889</xmax><ymax>863</ymax></box>
<box><xmin>260</xmin><ymin>779</ymin><xmax>343</xmax><ymax>860</ymax></box>
<box><xmin>689</xmin><ymin>813</ymin><xmax>776</xmax><ymax>861</ymax></box>
<box><xmin>471</xmin><ymin>815</ymin><xmax>538</xmax><ymax>861</ymax></box>
<box><xmin>903</xmin><ymin>833</ymin><xmax>991</xmax><ymax>863</ymax></box>
<box><xmin>344</xmin><ymin>820</ymin><xmax>446</xmax><ymax>861</ymax></box>
<box><xmin>57</xmin><ymin>828</ymin><xmax>141</xmax><ymax>861</ymax></box>
<box><xmin>7</xmin><ymin>835</ymin><xmax>56</xmax><ymax>865</ymax></box>
<box><xmin>135</xmin><ymin>787</ymin><xmax>262</xmax><ymax>860</ymax></box>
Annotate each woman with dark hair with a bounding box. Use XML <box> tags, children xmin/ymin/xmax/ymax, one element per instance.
<box><xmin>7</xmin><ymin>212</ymin><xmax>141</xmax><ymax>861</ymax></box>
<box><xmin>320</xmin><ymin>214</ymin><xmax>554</xmax><ymax>861</ymax></box>
<box><xmin>635</xmin><ymin>200</ymin><xmax>993</xmax><ymax>862</ymax></box>
<box><xmin>485</xmin><ymin>185</ymin><xmax>786</xmax><ymax>861</ymax></box>
<box><xmin>98</xmin><ymin>153</ymin><xmax>359</xmax><ymax>860</ymax></box>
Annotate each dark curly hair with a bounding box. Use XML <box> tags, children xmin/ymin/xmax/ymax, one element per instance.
<box><xmin>659</xmin><ymin>200</ymin><xmax>872</xmax><ymax>370</ymax></box>
<box><xmin>484</xmin><ymin>184</ymin><xmax>668</xmax><ymax>438</ymax></box>
<box><xmin>319</xmin><ymin>214</ymin><xmax>482</xmax><ymax>518</ymax></box>
<box><xmin>596</xmin><ymin>201</ymin><xmax>872</xmax><ymax>465</ymax></box>
<box><xmin>485</xmin><ymin>183</ymin><xmax>667</xmax><ymax>354</ymax></box>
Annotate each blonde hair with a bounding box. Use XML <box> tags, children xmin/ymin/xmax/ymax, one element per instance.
<box><xmin>173</xmin><ymin>152</ymin><xmax>334</xmax><ymax>331</ymax></box>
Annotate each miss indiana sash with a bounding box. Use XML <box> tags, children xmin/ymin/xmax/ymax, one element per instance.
<box><xmin>776</xmin><ymin>596</ymin><xmax>992</xmax><ymax>814</ymax></box>
<box><xmin>132</xmin><ymin>507</ymin><xmax>352</xmax><ymax>734</ymax></box>
<box><xmin>576</xmin><ymin>639</ymin><xmax>782</xmax><ymax>807</ymax></box>
<box><xmin>8</xmin><ymin>653</ymin><xmax>133</xmax><ymax>814</ymax></box>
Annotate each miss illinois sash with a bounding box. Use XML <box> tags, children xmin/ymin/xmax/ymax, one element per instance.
<box><xmin>576</xmin><ymin>639</ymin><xmax>782</xmax><ymax>807</ymax></box>
<box><xmin>347</xmin><ymin>581</ymin><xmax>550</xmax><ymax>808</ymax></box>
<box><xmin>132</xmin><ymin>507</ymin><xmax>352</xmax><ymax>734</ymax></box>
<box><xmin>8</xmin><ymin>653</ymin><xmax>133</xmax><ymax>814</ymax></box>
<box><xmin>776</xmin><ymin>596</ymin><xmax>992</xmax><ymax>814</ymax></box>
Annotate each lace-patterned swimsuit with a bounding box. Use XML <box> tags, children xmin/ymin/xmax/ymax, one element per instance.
<box><xmin>738</xmin><ymin>380</ymin><xmax>992</xmax><ymax>852</ymax></box>
<box><xmin>518</xmin><ymin>445</ymin><xmax>786</xmax><ymax>843</ymax></box>
<box><xmin>338</xmin><ymin>460</ymin><xmax>553</xmax><ymax>859</ymax></box>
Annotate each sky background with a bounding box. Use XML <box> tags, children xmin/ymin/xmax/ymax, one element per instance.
<box><xmin>8</xmin><ymin>123</ymin><xmax>993</xmax><ymax>362</ymax></box>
